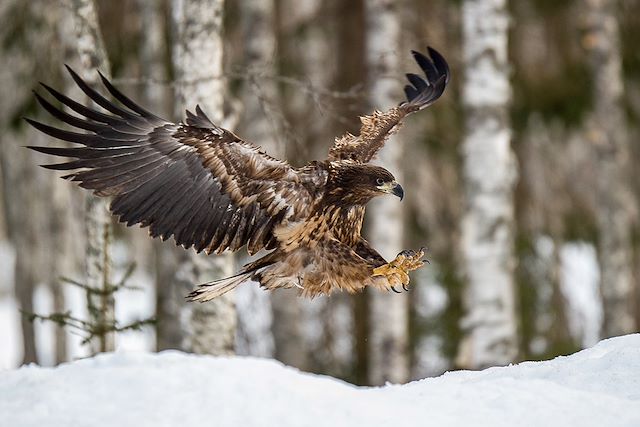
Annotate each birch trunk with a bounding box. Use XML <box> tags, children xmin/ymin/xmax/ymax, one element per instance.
<box><xmin>582</xmin><ymin>0</ymin><xmax>636</xmax><ymax>337</ymax></box>
<box><xmin>365</xmin><ymin>0</ymin><xmax>409</xmax><ymax>385</ymax></box>
<box><xmin>234</xmin><ymin>0</ymin><xmax>279</xmax><ymax>357</ymax></box>
<box><xmin>48</xmin><ymin>168</ymin><xmax>75</xmax><ymax>363</ymax></box>
<box><xmin>171</xmin><ymin>0</ymin><xmax>236</xmax><ymax>355</ymax></box>
<box><xmin>43</xmin><ymin>8</ymin><xmax>76</xmax><ymax>359</ymax></box>
<box><xmin>457</xmin><ymin>0</ymin><xmax>518</xmax><ymax>369</ymax></box>
<box><xmin>64</xmin><ymin>0</ymin><xmax>114</xmax><ymax>353</ymax></box>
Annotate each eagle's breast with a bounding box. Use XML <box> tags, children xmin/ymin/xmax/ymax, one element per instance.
<box><xmin>274</xmin><ymin>205</ymin><xmax>364</xmax><ymax>252</ymax></box>
<box><xmin>325</xmin><ymin>205</ymin><xmax>364</xmax><ymax>246</ymax></box>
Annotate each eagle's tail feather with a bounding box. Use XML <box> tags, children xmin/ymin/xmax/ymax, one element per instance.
<box><xmin>186</xmin><ymin>271</ymin><xmax>252</xmax><ymax>302</ymax></box>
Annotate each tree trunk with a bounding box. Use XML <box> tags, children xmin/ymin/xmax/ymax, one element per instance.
<box><xmin>65</xmin><ymin>0</ymin><xmax>115</xmax><ymax>354</ymax></box>
<box><xmin>48</xmin><ymin>173</ymin><xmax>75</xmax><ymax>364</ymax></box>
<box><xmin>365</xmin><ymin>0</ymin><xmax>409</xmax><ymax>385</ymax></box>
<box><xmin>582</xmin><ymin>0</ymin><xmax>636</xmax><ymax>337</ymax></box>
<box><xmin>457</xmin><ymin>0</ymin><xmax>519</xmax><ymax>369</ymax></box>
<box><xmin>0</xmin><ymin>131</ymin><xmax>40</xmax><ymax>365</ymax></box>
<box><xmin>171</xmin><ymin>0</ymin><xmax>236</xmax><ymax>355</ymax></box>
<box><xmin>0</xmin><ymin>1</ymin><xmax>38</xmax><ymax>365</ymax></box>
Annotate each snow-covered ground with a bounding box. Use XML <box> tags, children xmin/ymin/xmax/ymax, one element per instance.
<box><xmin>1</xmin><ymin>334</ymin><xmax>638</xmax><ymax>427</ymax></box>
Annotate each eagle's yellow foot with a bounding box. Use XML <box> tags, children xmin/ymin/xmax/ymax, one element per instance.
<box><xmin>372</xmin><ymin>247</ymin><xmax>427</xmax><ymax>292</ymax></box>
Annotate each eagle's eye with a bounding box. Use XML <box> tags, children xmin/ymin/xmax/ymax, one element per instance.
<box><xmin>376</xmin><ymin>178</ymin><xmax>385</xmax><ymax>186</ymax></box>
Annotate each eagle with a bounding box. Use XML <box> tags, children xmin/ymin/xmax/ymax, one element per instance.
<box><xmin>27</xmin><ymin>47</ymin><xmax>449</xmax><ymax>301</ymax></box>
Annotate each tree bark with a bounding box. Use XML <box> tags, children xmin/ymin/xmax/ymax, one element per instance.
<box><xmin>365</xmin><ymin>0</ymin><xmax>409</xmax><ymax>385</ymax></box>
<box><xmin>0</xmin><ymin>1</ymin><xmax>39</xmax><ymax>365</ymax></box>
<box><xmin>582</xmin><ymin>0</ymin><xmax>637</xmax><ymax>337</ymax></box>
<box><xmin>1</xmin><ymin>131</ymin><xmax>40</xmax><ymax>364</ymax></box>
<box><xmin>65</xmin><ymin>0</ymin><xmax>114</xmax><ymax>353</ymax></box>
<box><xmin>171</xmin><ymin>0</ymin><xmax>236</xmax><ymax>355</ymax></box>
<box><xmin>457</xmin><ymin>0</ymin><xmax>519</xmax><ymax>369</ymax></box>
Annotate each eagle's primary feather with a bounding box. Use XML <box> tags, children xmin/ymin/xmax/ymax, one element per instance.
<box><xmin>27</xmin><ymin>47</ymin><xmax>450</xmax><ymax>300</ymax></box>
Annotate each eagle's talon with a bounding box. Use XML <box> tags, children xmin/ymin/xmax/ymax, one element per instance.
<box><xmin>402</xmin><ymin>284</ymin><xmax>409</xmax><ymax>292</ymax></box>
<box><xmin>398</xmin><ymin>249</ymin><xmax>415</xmax><ymax>258</ymax></box>
<box><xmin>391</xmin><ymin>286</ymin><xmax>401</xmax><ymax>294</ymax></box>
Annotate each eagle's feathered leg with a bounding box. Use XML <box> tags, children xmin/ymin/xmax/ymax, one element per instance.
<box><xmin>372</xmin><ymin>247</ymin><xmax>426</xmax><ymax>292</ymax></box>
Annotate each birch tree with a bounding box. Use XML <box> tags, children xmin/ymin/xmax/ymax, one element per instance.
<box><xmin>42</xmin><ymin>5</ymin><xmax>78</xmax><ymax>361</ymax></box>
<box><xmin>582</xmin><ymin>0</ymin><xmax>636</xmax><ymax>337</ymax></box>
<box><xmin>365</xmin><ymin>0</ymin><xmax>409</xmax><ymax>385</ymax></box>
<box><xmin>457</xmin><ymin>0</ymin><xmax>519</xmax><ymax>369</ymax></box>
<box><xmin>63</xmin><ymin>0</ymin><xmax>115</xmax><ymax>353</ymax></box>
<box><xmin>171</xmin><ymin>0</ymin><xmax>236</xmax><ymax>355</ymax></box>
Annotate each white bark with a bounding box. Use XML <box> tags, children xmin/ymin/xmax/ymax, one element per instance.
<box><xmin>365</xmin><ymin>0</ymin><xmax>408</xmax><ymax>385</ymax></box>
<box><xmin>582</xmin><ymin>0</ymin><xmax>636</xmax><ymax>337</ymax></box>
<box><xmin>457</xmin><ymin>0</ymin><xmax>518</xmax><ymax>369</ymax></box>
<box><xmin>65</xmin><ymin>0</ymin><xmax>114</xmax><ymax>353</ymax></box>
<box><xmin>234</xmin><ymin>0</ymin><xmax>278</xmax><ymax>358</ymax></box>
<box><xmin>171</xmin><ymin>0</ymin><xmax>236</xmax><ymax>355</ymax></box>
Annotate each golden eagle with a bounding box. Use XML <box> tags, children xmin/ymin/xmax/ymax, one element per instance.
<box><xmin>27</xmin><ymin>47</ymin><xmax>449</xmax><ymax>301</ymax></box>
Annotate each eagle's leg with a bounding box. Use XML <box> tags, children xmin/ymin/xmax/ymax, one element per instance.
<box><xmin>372</xmin><ymin>247</ymin><xmax>426</xmax><ymax>292</ymax></box>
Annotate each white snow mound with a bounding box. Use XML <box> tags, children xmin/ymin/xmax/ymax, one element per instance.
<box><xmin>1</xmin><ymin>334</ymin><xmax>639</xmax><ymax>427</ymax></box>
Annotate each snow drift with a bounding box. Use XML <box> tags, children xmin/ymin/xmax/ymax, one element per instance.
<box><xmin>1</xmin><ymin>334</ymin><xmax>639</xmax><ymax>427</ymax></box>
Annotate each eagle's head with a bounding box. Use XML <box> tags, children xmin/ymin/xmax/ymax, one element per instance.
<box><xmin>329</xmin><ymin>164</ymin><xmax>404</xmax><ymax>205</ymax></box>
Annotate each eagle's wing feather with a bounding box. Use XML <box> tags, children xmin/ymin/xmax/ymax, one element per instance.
<box><xmin>27</xmin><ymin>68</ymin><xmax>316</xmax><ymax>255</ymax></box>
<box><xmin>328</xmin><ymin>47</ymin><xmax>449</xmax><ymax>163</ymax></box>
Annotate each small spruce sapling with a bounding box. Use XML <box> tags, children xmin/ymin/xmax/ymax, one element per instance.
<box><xmin>25</xmin><ymin>263</ymin><xmax>155</xmax><ymax>354</ymax></box>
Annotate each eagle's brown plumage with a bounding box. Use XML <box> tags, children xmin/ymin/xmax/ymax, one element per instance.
<box><xmin>27</xmin><ymin>47</ymin><xmax>450</xmax><ymax>300</ymax></box>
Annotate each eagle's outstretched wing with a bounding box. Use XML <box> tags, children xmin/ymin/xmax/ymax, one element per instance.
<box><xmin>27</xmin><ymin>67</ymin><xmax>318</xmax><ymax>255</ymax></box>
<box><xmin>328</xmin><ymin>47</ymin><xmax>450</xmax><ymax>164</ymax></box>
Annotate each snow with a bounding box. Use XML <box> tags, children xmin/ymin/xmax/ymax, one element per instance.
<box><xmin>0</xmin><ymin>296</ymin><xmax>21</xmax><ymax>369</ymax></box>
<box><xmin>1</xmin><ymin>335</ymin><xmax>639</xmax><ymax>427</ymax></box>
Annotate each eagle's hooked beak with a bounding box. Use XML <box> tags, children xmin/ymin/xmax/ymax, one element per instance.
<box><xmin>378</xmin><ymin>181</ymin><xmax>404</xmax><ymax>201</ymax></box>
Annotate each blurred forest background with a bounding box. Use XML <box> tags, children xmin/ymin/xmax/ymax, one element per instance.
<box><xmin>0</xmin><ymin>0</ymin><xmax>639</xmax><ymax>386</ymax></box>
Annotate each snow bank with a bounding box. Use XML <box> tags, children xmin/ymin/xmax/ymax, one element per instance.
<box><xmin>1</xmin><ymin>334</ymin><xmax>639</xmax><ymax>427</ymax></box>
